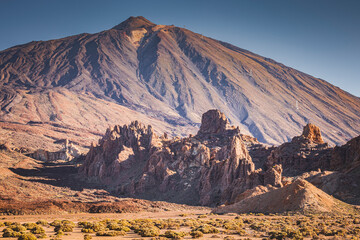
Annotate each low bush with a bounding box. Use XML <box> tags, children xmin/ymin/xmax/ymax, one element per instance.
<box><xmin>18</xmin><ymin>233</ymin><xmax>38</xmax><ymax>240</ymax></box>
<box><xmin>84</xmin><ymin>234</ymin><xmax>92</xmax><ymax>240</ymax></box>
<box><xmin>3</xmin><ymin>228</ymin><xmax>23</xmax><ymax>238</ymax></box>
<box><xmin>30</xmin><ymin>226</ymin><xmax>45</xmax><ymax>234</ymax></box>
<box><xmin>137</xmin><ymin>226</ymin><xmax>160</xmax><ymax>237</ymax></box>
<box><xmin>163</xmin><ymin>230</ymin><xmax>186</xmax><ymax>239</ymax></box>
<box><xmin>11</xmin><ymin>224</ymin><xmax>27</xmax><ymax>232</ymax></box>
<box><xmin>23</xmin><ymin>223</ymin><xmax>38</xmax><ymax>230</ymax></box>
<box><xmin>36</xmin><ymin>220</ymin><xmax>48</xmax><ymax>226</ymax></box>
<box><xmin>190</xmin><ymin>230</ymin><xmax>203</xmax><ymax>238</ymax></box>
<box><xmin>192</xmin><ymin>224</ymin><xmax>219</xmax><ymax>234</ymax></box>
<box><xmin>96</xmin><ymin>230</ymin><xmax>125</xmax><ymax>236</ymax></box>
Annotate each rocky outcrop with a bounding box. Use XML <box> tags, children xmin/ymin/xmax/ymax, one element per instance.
<box><xmin>212</xmin><ymin>179</ymin><xmax>354</xmax><ymax>214</ymax></box>
<box><xmin>331</xmin><ymin>135</ymin><xmax>360</xmax><ymax>171</ymax></box>
<box><xmin>301</xmin><ymin>124</ymin><xmax>324</xmax><ymax>144</ymax></box>
<box><xmin>80</xmin><ymin>110</ymin><xmax>281</xmax><ymax>206</ymax></box>
<box><xmin>80</xmin><ymin>121</ymin><xmax>156</xmax><ymax>184</ymax></box>
<box><xmin>266</xmin><ymin>123</ymin><xmax>332</xmax><ymax>176</ymax></box>
<box><xmin>30</xmin><ymin>139</ymin><xmax>81</xmax><ymax>162</ymax></box>
<box><xmin>198</xmin><ymin>109</ymin><xmax>231</xmax><ymax>135</ymax></box>
<box><xmin>264</xmin><ymin>164</ymin><xmax>283</xmax><ymax>187</ymax></box>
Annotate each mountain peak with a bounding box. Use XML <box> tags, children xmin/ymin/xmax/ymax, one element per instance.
<box><xmin>112</xmin><ymin>16</ymin><xmax>156</xmax><ymax>30</ymax></box>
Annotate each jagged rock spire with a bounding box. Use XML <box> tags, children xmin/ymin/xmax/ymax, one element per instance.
<box><xmin>301</xmin><ymin>123</ymin><xmax>324</xmax><ymax>144</ymax></box>
<box><xmin>198</xmin><ymin>109</ymin><xmax>230</xmax><ymax>135</ymax></box>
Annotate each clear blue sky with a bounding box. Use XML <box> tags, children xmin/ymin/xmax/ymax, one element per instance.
<box><xmin>0</xmin><ymin>0</ymin><xmax>359</xmax><ymax>97</ymax></box>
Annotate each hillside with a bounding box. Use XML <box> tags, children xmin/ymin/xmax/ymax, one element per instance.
<box><xmin>213</xmin><ymin>179</ymin><xmax>356</xmax><ymax>214</ymax></box>
<box><xmin>0</xmin><ymin>16</ymin><xmax>359</xmax><ymax>146</ymax></box>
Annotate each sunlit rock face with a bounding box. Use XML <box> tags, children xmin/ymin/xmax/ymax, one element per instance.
<box><xmin>80</xmin><ymin>110</ymin><xmax>281</xmax><ymax>206</ymax></box>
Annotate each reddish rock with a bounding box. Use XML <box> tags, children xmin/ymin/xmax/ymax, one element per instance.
<box><xmin>264</xmin><ymin>164</ymin><xmax>283</xmax><ymax>187</ymax></box>
<box><xmin>302</xmin><ymin>123</ymin><xmax>324</xmax><ymax>144</ymax></box>
<box><xmin>80</xmin><ymin>110</ymin><xmax>280</xmax><ymax>206</ymax></box>
<box><xmin>331</xmin><ymin>135</ymin><xmax>360</xmax><ymax>171</ymax></box>
<box><xmin>266</xmin><ymin>124</ymin><xmax>331</xmax><ymax>176</ymax></box>
<box><xmin>30</xmin><ymin>139</ymin><xmax>81</xmax><ymax>162</ymax></box>
<box><xmin>198</xmin><ymin>109</ymin><xmax>230</xmax><ymax>135</ymax></box>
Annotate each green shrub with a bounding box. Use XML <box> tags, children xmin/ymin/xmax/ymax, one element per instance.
<box><xmin>163</xmin><ymin>230</ymin><xmax>186</xmax><ymax>239</ymax></box>
<box><xmin>11</xmin><ymin>224</ymin><xmax>27</xmax><ymax>232</ymax></box>
<box><xmin>190</xmin><ymin>231</ymin><xmax>203</xmax><ymax>238</ymax></box>
<box><xmin>18</xmin><ymin>233</ymin><xmax>37</xmax><ymax>240</ymax></box>
<box><xmin>84</xmin><ymin>234</ymin><xmax>92</xmax><ymax>240</ymax></box>
<box><xmin>137</xmin><ymin>226</ymin><xmax>160</xmax><ymax>237</ymax></box>
<box><xmin>36</xmin><ymin>220</ymin><xmax>48</xmax><ymax>226</ymax></box>
<box><xmin>95</xmin><ymin>230</ymin><xmax>125</xmax><ymax>236</ymax></box>
<box><xmin>224</xmin><ymin>237</ymin><xmax>235</xmax><ymax>240</ymax></box>
<box><xmin>54</xmin><ymin>224</ymin><xmax>73</xmax><ymax>233</ymax></box>
<box><xmin>23</xmin><ymin>223</ymin><xmax>38</xmax><ymax>230</ymax></box>
<box><xmin>223</xmin><ymin>221</ymin><xmax>242</xmax><ymax>230</ymax></box>
<box><xmin>81</xmin><ymin>228</ymin><xmax>94</xmax><ymax>233</ymax></box>
<box><xmin>237</xmin><ymin>229</ymin><xmax>246</xmax><ymax>236</ymax></box>
<box><xmin>53</xmin><ymin>220</ymin><xmax>75</xmax><ymax>233</ymax></box>
<box><xmin>3</xmin><ymin>228</ymin><xmax>22</xmax><ymax>237</ymax></box>
<box><xmin>36</xmin><ymin>233</ymin><xmax>47</xmax><ymax>239</ymax></box>
<box><xmin>193</xmin><ymin>224</ymin><xmax>219</xmax><ymax>234</ymax></box>
<box><xmin>50</xmin><ymin>220</ymin><xmax>62</xmax><ymax>227</ymax></box>
<box><xmin>4</xmin><ymin>221</ymin><xmax>15</xmax><ymax>226</ymax></box>
<box><xmin>80</xmin><ymin>222</ymin><xmax>106</xmax><ymax>233</ymax></box>
<box><xmin>30</xmin><ymin>226</ymin><xmax>45</xmax><ymax>235</ymax></box>
<box><xmin>268</xmin><ymin>230</ymin><xmax>288</xmax><ymax>240</ymax></box>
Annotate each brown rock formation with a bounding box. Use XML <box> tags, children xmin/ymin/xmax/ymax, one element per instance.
<box><xmin>80</xmin><ymin>110</ymin><xmax>280</xmax><ymax>206</ymax></box>
<box><xmin>213</xmin><ymin>179</ymin><xmax>355</xmax><ymax>214</ymax></box>
<box><xmin>266</xmin><ymin>123</ymin><xmax>332</xmax><ymax>176</ymax></box>
<box><xmin>198</xmin><ymin>109</ymin><xmax>231</xmax><ymax>135</ymax></box>
<box><xmin>80</xmin><ymin>121</ymin><xmax>156</xmax><ymax>184</ymax></box>
<box><xmin>302</xmin><ymin>123</ymin><xmax>324</xmax><ymax>144</ymax></box>
<box><xmin>264</xmin><ymin>164</ymin><xmax>283</xmax><ymax>187</ymax></box>
<box><xmin>30</xmin><ymin>139</ymin><xmax>81</xmax><ymax>162</ymax></box>
<box><xmin>331</xmin><ymin>135</ymin><xmax>360</xmax><ymax>171</ymax></box>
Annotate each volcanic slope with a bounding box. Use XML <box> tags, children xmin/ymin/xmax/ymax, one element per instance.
<box><xmin>213</xmin><ymin>179</ymin><xmax>356</xmax><ymax>214</ymax></box>
<box><xmin>0</xmin><ymin>16</ymin><xmax>359</xmax><ymax>145</ymax></box>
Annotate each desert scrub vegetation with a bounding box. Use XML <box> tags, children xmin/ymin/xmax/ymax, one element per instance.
<box><xmin>0</xmin><ymin>212</ymin><xmax>359</xmax><ymax>239</ymax></box>
<box><xmin>190</xmin><ymin>230</ymin><xmax>203</xmax><ymax>238</ymax></box>
<box><xmin>163</xmin><ymin>230</ymin><xmax>186</xmax><ymax>239</ymax></box>
<box><xmin>18</xmin><ymin>232</ymin><xmax>38</xmax><ymax>240</ymax></box>
<box><xmin>95</xmin><ymin>230</ymin><xmax>126</xmax><ymax>236</ymax></box>
<box><xmin>192</xmin><ymin>224</ymin><xmax>219</xmax><ymax>234</ymax></box>
<box><xmin>2</xmin><ymin>228</ymin><xmax>23</xmax><ymax>237</ymax></box>
<box><xmin>136</xmin><ymin>226</ymin><xmax>160</xmax><ymax>237</ymax></box>
<box><xmin>83</xmin><ymin>234</ymin><xmax>92</xmax><ymax>240</ymax></box>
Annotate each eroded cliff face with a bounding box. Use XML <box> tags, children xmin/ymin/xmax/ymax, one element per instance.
<box><xmin>266</xmin><ymin>123</ymin><xmax>332</xmax><ymax>176</ymax></box>
<box><xmin>331</xmin><ymin>135</ymin><xmax>360</xmax><ymax>171</ymax></box>
<box><xmin>80</xmin><ymin>110</ymin><xmax>279</xmax><ymax>205</ymax></box>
